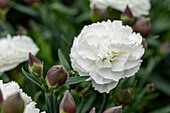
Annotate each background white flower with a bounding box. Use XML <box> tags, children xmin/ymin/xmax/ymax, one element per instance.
<box><xmin>90</xmin><ymin>0</ymin><xmax>151</xmax><ymax>17</ymax></box>
<box><xmin>0</xmin><ymin>80</ymin><xmax>45</xmax><ymax>113</ymax></box>
<box><xmin>70</xmin><ymin>20</ymin><xmax>144</xmax><ymax>93</ymax></box>
<box><xmin>0</xmin><ymin>35</ymin><xmax>39</xmax><ymax>75</ymax></box>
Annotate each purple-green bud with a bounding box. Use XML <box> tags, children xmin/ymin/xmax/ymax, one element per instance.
<box><xmin>26</xmin><ymin>0</ymin><xmax>39</xmax><ymax>6</ymax></box>
<box><xmin>17</xmin><ymin>26</ymin><xmax>27</xmax><ymax>35</ymax></box>
<box><xmin>1</xmin><ymin>93</ymin><xmax>24</xmax><ymax>113</ymax></box>
<box><xmin>161</xmin><ymin>41</ymin><xmax>170</xmax><ymax>54</ymax></box>
<box><xmin>133</xmin><ymin>18</ymin><xmax>151</xmax><ymax>38</ymax></box>
<box><xmin>89</xmin><ymin>107</ymin><xmax>95</xmax><ymax>113</ymax></box>
<box><xmin>60</xmin><ymin>90</ymin><xmax>76</xmax><ymax>113</ymax></box>
<box><xmin>115</xmin><ymin>89</ymin><xmax>132</xmax><ymax>106</ymax></box>
<box><xmin>142</xmin><ymin>38</ymin><xmax>148</xmax><ymax>50</ymax></box>
<box><xmin>46</xmin><ymin>65</ymin><xmax>68</xmax><ymax>88</ymax></box>
<box><xmin>90</xmin><ymin>5</ymin><xmax>106</xmax><ymax>22</ymax></box>
<box><xmin>147</xmin><ymin>83</ymin><xmax>155</xmax><ymax>93</ymax></box>
<box><xmin>29</xmin><ymin>52</ymin><xmax>43</xmax><ymax>78</ymax></box>
<box><xmin>103</xmin><ymin>106</ymin><xmax>122</xmax><ymax>113</ymax></box>
<box><xmin>0</xmin><ymin>0</ymin><xmax>9</xmax><ymax>10</ymax></box>
<box><xmin>121</xmin><ymin>5</ymin><xmax>134</xmax><ymax>25</ymax></box>
<box><xmin>0</xmin><ymin>89</ymin><xmax>3</xmax><ymax>106</ymax></box>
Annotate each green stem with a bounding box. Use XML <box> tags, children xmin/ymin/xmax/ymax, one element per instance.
<box><xmin>78</xmin><ymin>97</ymin><xmax>85</xmax><ymax>113</ymax></box>
<box><xmin>46</xmin><ymin>92</ymin><xmax>56</xmax><ymax>113</ymax></box>
<box><xmin>99</xmin><ymin>93</ymin><xmax>109</xmax><ymax>113</ymax></box>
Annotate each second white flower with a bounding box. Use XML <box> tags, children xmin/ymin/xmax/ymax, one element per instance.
<box><xmin>70</xmin><ymin>20</ymin><xmax>144</xmax><ymax>93</ymax></box>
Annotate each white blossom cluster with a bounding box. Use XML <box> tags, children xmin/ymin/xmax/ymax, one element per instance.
<box><xmin>70</xmin><ymin>20</ymin><xmax>144</xmax><ymax>93</ymax></box>
<box><xmin>0</xmin><ymin>80</ymin><xmax>45</xmax><ymax>113</ymax></box>
<box><xmin>0</xmin><ymin>35</ymin><xmax>39</xmax><ymax>75</ymax></box>
<box><xmin>90</xmin><ymin>0</ymin><xmax>151</xmax><ymax>17</ymax></box>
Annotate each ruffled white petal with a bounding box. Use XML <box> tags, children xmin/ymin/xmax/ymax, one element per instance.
<box><xmin>24</xmin><ymin>102</ymin><xmax>43</xmax><ymax>113</ymax></box>
<box><xmin>92</xmin><ymin>80</ymin><xmax>118</xmax><ymax>93</ymax></box>
<box><xmin>90</xmin><ymin>69</ymin><xmax>112</xmax><ymax>84</ymax></box>
<box><xmin>95</xmin><ymin>67</ymin><xmax>123</xmax><ymax>81</ymax></box>
<box><xmin>122</xmin><ymin>63</ymin><xmax>141</xmax><ymax>78</ymax></box>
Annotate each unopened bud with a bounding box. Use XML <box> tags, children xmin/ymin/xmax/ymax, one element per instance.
<box><xmin>161</xmin><ymin>41</ymin><xmax>170</xmax><ymax>54</ymax></box>
<box><xmin>1</xmin><ymin>93</ymin><xmax>24</xmax><ymax>113</ymax></box>
<box><xmin>60</xmin><ymin>90</ymin><xmax>76</xmax><ymax>113</ymax></box>
<box><xmin>83</xmin><ymin>85</ymin><xmax>92</xmax><ymax>97</ymax></box>
<box><xmin>121</xmin><ymin>5</ymin><xmax>134</xmax><ymax>25</ymax></box>
<box><xmin>17</xmin><ymin>26</ymin><xmax>27</xmax><ymax>35</ymax></box>
<box><xmin>29</xmin><ymin>52</ymin><xmax>43</xmax><ymax>78</ymax></box>
<box><xmin>0</xmin><ymin>89</ymin><xmax>3</xmax><ymax>106</ymax></box>
<box><xmin>90</xmin><ymin>5</ymin><xmax>106</xmax><ymax>22</ymax></box>
<box><xmin>26</xmin><ymin>0</ymin><xmax>39</xmax><ymax>6</ymax></box>
<box><xmin>147</xmin><ymin>83</ymin><xmax>155</xmax><ymax>93</ymax></box>
<box><xmin>133</xmin><ymin>18</ymin><xmax>151</xmax><ymax>38</ymax></box>
<box><xmin>46</xmin><ymin>65</ymin><xmax>68</xmax><ymax>88</ymax></box>
<box><xmin>0</xmin><ymin>0</ymin><xmax>9</xmax><ymax>10</ymax></box>
<box><xmin>89</xmin><ymin>107</ymin><xmax>95</xmax><ymax>113</ymax></box>
<box><xmin>115</xmin><ymin>89</ymin><xmax>132</xmax><ymax>106</ymax></box>
<box><xmin>142</xmin><ymin>38</ymin><xmax>148</xmax><ymax>50</ymax></box>
<box><xmin>103</xmin><ymin>106</ymin><xmax>122</xmax><ymax>113</ymax></box>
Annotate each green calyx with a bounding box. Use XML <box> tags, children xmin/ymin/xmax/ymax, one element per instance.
<box><xmin>30</xmin><ymin>62</ymin><xmax>43</xmax><ymax>78</ymax></box>
<box><xmin>45</xmin><ymin>77</ymin><xmax>58</xmax><ymax>89</ymax></box>
<box><xmin>60</xmin><ymin>109</ymin><xmax>67</xmax><ymax>113</ymax></box>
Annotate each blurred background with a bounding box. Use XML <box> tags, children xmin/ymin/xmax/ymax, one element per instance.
<box><xmin>0</xmin><ymin>0</ymin><xmax>170</xmax><ymax>113</ymax></box>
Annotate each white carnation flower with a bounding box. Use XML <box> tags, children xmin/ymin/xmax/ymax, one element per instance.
<box><xmin>0</xmin><ymin>35</ymin><xmax>39</xmax><ymax>75</ymax></box>
<box><xmin>0</xmin><ymin>80</ymin><xmax>45</xmax><ymax>113</ymax></box>
<box><xmin>90</xmin><ymin>0</ymin><xmax>151</xmax><ymax>17</ymax></box>
<box><xmin>70</xmin><ymin>20</ymin><xmax>144</xmax><ymax>93</ymax></box>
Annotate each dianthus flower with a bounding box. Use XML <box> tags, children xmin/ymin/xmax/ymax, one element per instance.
<box><xmin>90</xmin><ymin>0</ymin><xmax>151</xmax><ymax>17</ymax></box>
<box><xmin>70</xmin><ymin>20</ymin><xmax>144</xmax><ymax>93</ymax></box>
<box><xmin>0</xmin><ymin>35</ymin><xmax>39</xmax><ymax>75</ymax></box>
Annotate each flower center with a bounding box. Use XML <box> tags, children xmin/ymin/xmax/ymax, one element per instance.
<box><xmin>98</xmin><ymin>39</ymin><xmax>119</xmax><ymax>62</ymax></box>
<box><xmin>101</xmin><ymin>50</ymin><xmax>119</xmax><ymax>62</ymax></box>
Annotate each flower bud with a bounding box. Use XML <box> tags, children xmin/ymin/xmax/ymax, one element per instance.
<box><xmin>0</xmin><ymin>0</ymin><xmax>9</xmax><ymax>10</ymax></box>
<box><xmin>83</xmin><ymin>85</ymin><xmax>92</xmax><ymax>97</ymax></box>
<box><xmin>115</xmin><ymin>89</ymin><xmax>132</xmax><ymax>106</ymax></box>
<box><xmin>90</xmin><ymin>5</ymin><xmax>106</xmax><ymax>22</ymax></box>
<box><xmin>147</xmin><ymin>83</ymin><xmax>155</xmax><ymax>93</ymax></box>
<box><xmin>46</xmin><ymin>65</ymin><xmax>68</xmax><ymax>88</ymax></box>
<box><xmin>121</xmin><ymin>5</ymin><xmax>134</xmax><ymax>25</ymax></box>
<box><xmin>161</xmin><ymin>41</ymin><xmax>170</xmax><ymax>54</ymax></box>
<box><xmin>0</xmin><ymin>89</ymin><xmax>3</xmax><ymax>106</ymax></box>
<box><xmin>26</xmin><ymin>0</ymin><xmax>38</xmax><ymax>6</ymax></box>
<box><xmin>17</xmin><ymin>26</ymin><xmax>27</xmax><ymax>35</ymax></box>
<box><xmin>1</xmin><ymin>93</ymin><xmax>24</xmax><ymax>113</ymax></box>
<box><xmin>103</xmin><ymin>106</ymin><xmax>122</xmax><ymax>113</ymax></box>
<box><xmin>89</xmin><ymin>107</ymin><xmax>95</xmax><ymax>113</ymax></box>
<box><xmin>133</xmin><ymin>18</ymin><xmax>151</xmax><ymax>38</ymax></box>
<box><xmin>29</xmin><ymin>52</ymin><xmax>43</xmax><ymax>78</ymax></box>
<box><xmin>142</xmin><ymin>38</ymin><xmax>148</xmax><ymax>50</ymax></box>
<box><xmin>60</xmin><ymin>90</ymin><xmax>76</xmax><ymax>113</ymax></box>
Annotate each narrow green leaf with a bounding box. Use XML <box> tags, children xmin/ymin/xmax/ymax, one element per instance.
<box><xmin>149</xmin><ymin>74</ymin><xmax>170</xmax><ymax>95</ymax></box>
<box><xmin>81</xmin><ymin>93</ymin><xmax>97</xmax><ymax>113</ymax></box>
<box><xmin>50</xmin><ymin>3</ymin><xmax>78</xmax><ymax>15</ymax></box>
<box><xmin>22</xmin><ymin>68</ymin><xmax>42</xmax><ymax>88</ymax></box>
<box><xmin>9</xmin><ymin>1</ymin><xmax>38</xmax><ymax>17</ymax></box>
<box><xmin>58</xmin><ymin>48</ymin><xmax>71</xmax><ymax>71</ymax></box>
<box><xmin>149</xmin><ymin>105</ymin><xmax>170</xmax><ymax>113</ymax></box>
<box><xmin>65</xmin><ymin>76</ymin><xmax>89</xmax><ymax>85</ymax></box>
